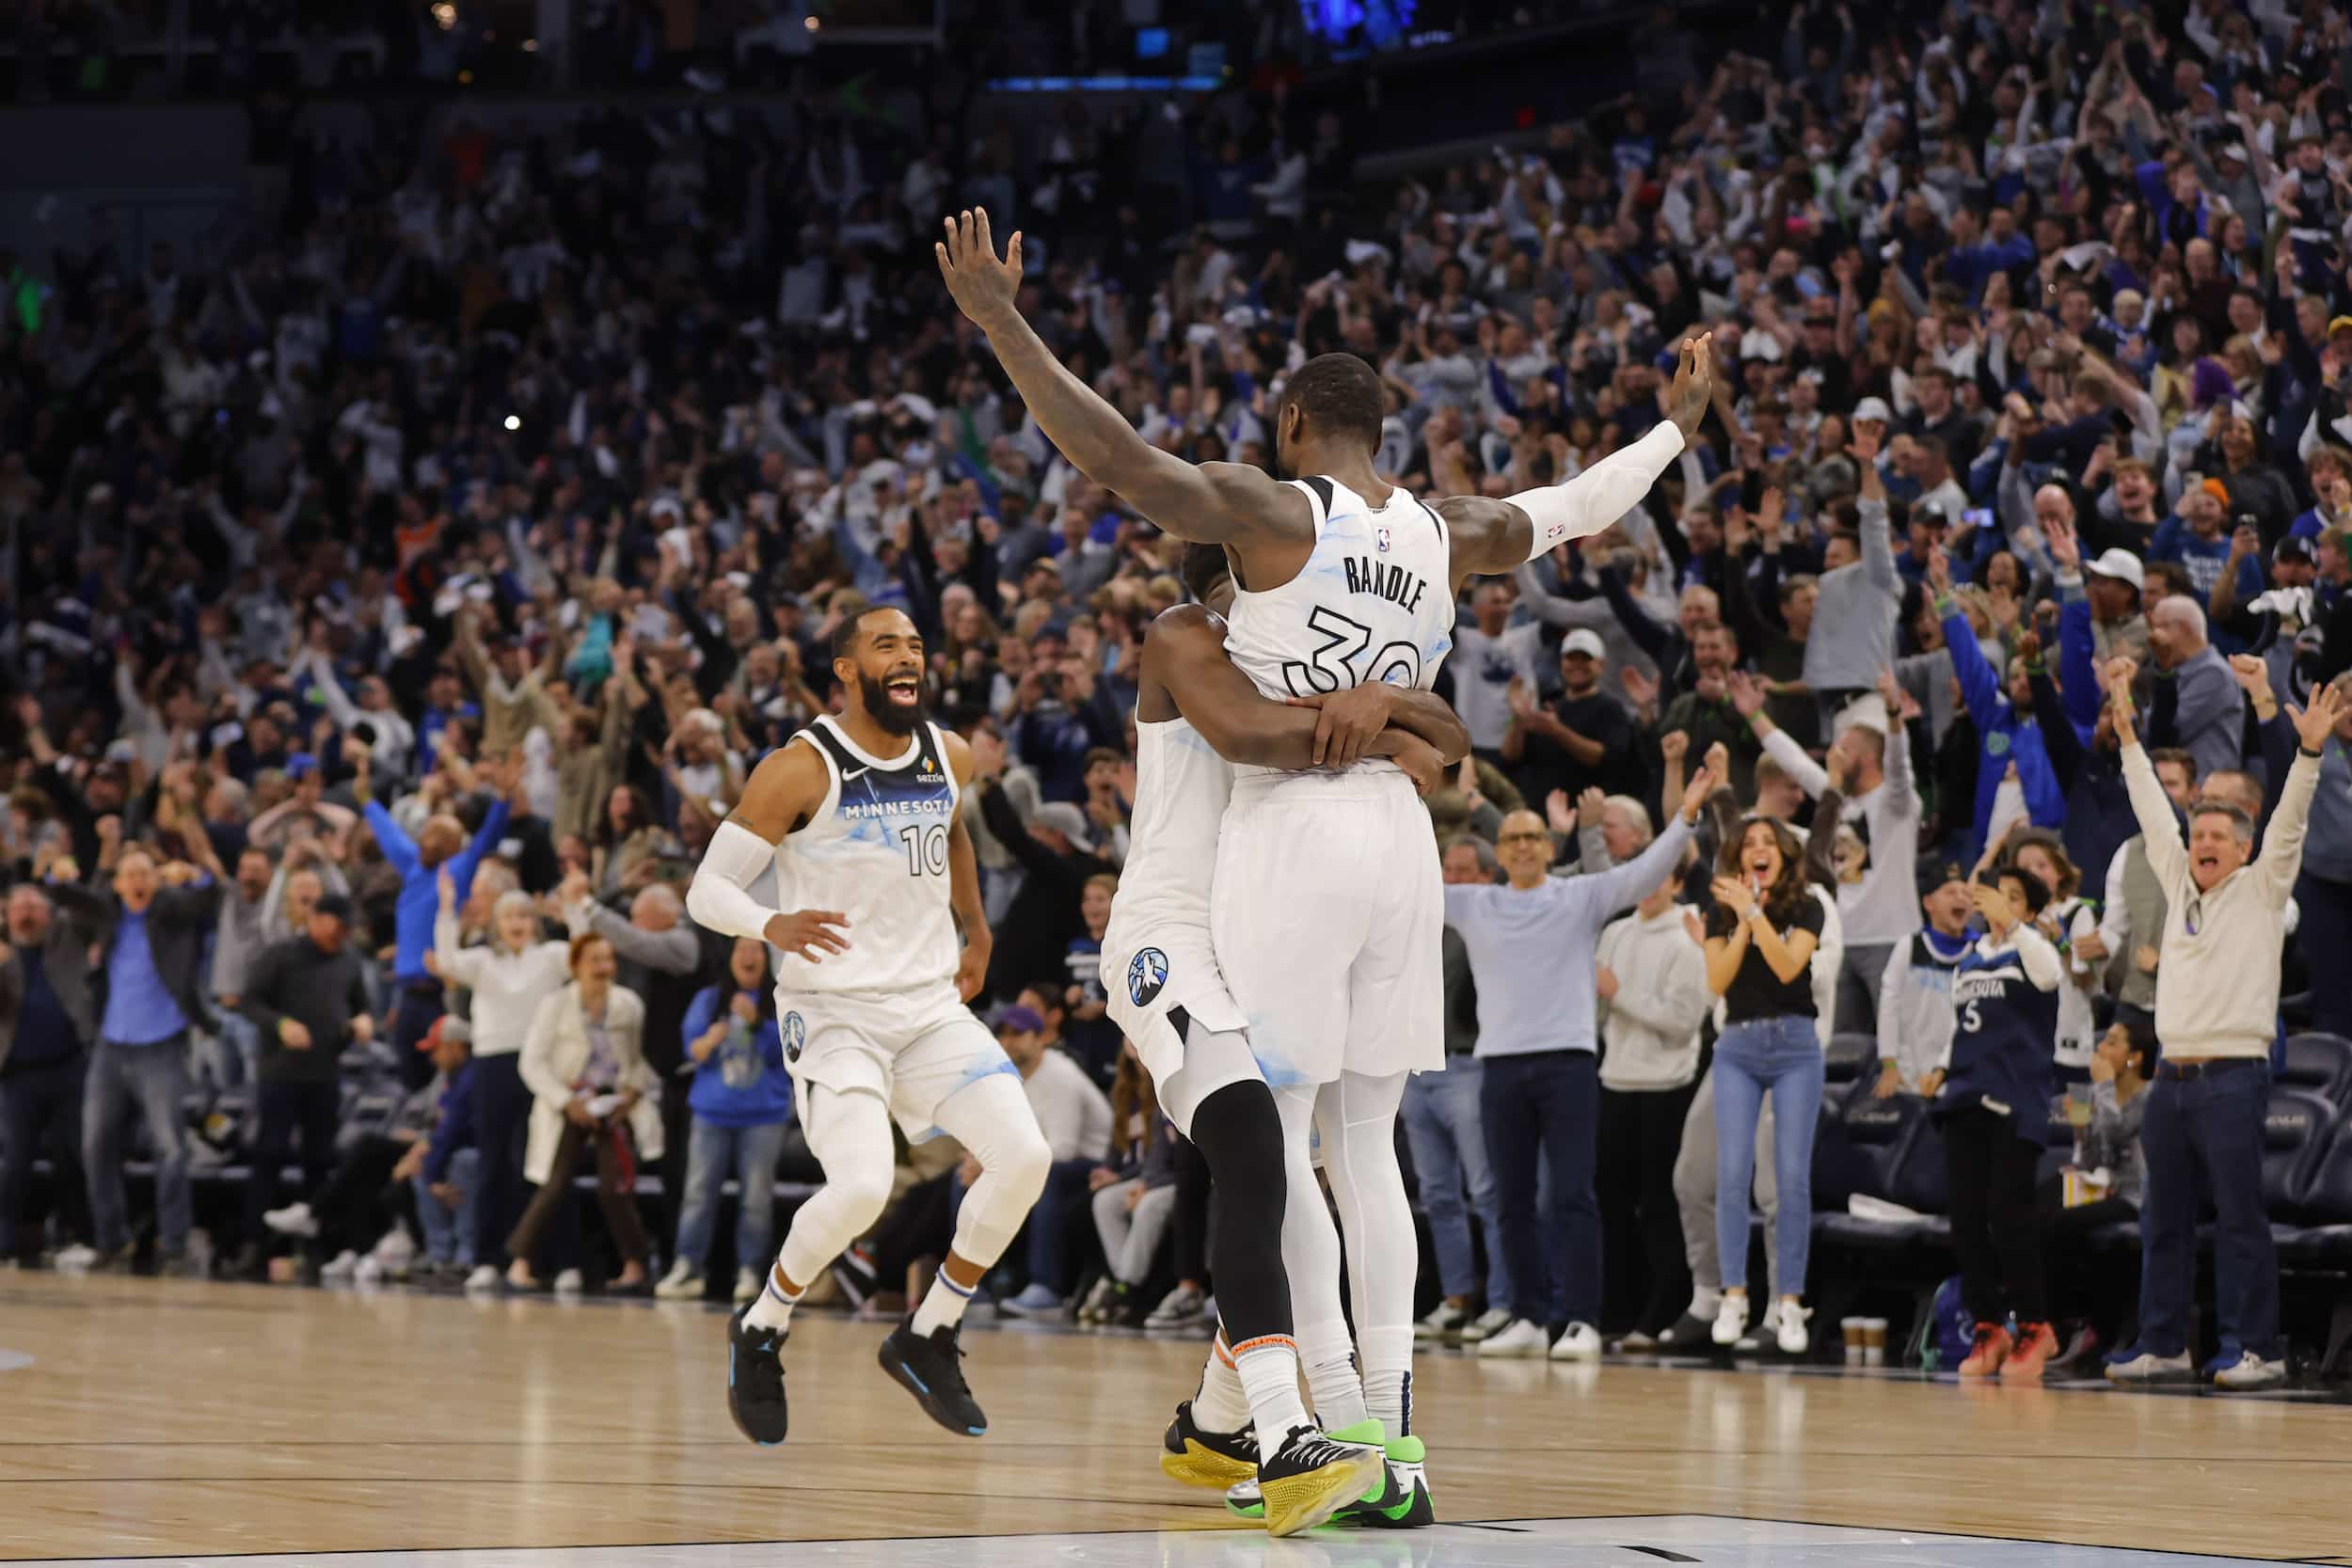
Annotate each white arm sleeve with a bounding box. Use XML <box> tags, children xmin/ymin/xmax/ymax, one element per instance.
<box><xmin>1505</xmin><ymin>421</ymin><xmax>1685</xmax><ymax>562</ymax></box>
<box><xmin>685</xmin><ymin>820</ymin><xmax>783</xmax><ymax>942</ymax></box>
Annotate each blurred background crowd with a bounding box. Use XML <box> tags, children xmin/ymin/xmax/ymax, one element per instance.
<box><xmin>5</xmin><ymin>0</ymin><xmax>2352</xmax><ymax>1381</ymax></box>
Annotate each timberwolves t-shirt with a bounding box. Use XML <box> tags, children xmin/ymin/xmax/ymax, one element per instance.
<box><xmin>1706</xmin><ymin>895</ymin><xmax>1826</xmax><ymax>1023</ymax></box>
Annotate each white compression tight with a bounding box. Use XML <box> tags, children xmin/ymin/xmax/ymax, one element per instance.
<box><xmin>1275</xmin><ymin>1069</ymin><xmax>1415</xmax><ymax>1435</ymax></box>
<box><xmin>776</xmin><ymin>1073</ymin><xmax>1050</xmax><ymax>1290</ymax></box>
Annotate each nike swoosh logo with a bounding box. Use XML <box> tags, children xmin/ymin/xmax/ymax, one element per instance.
<box><xmin>839</xmin><ymin>767</ymin><xmax>868</xmax><ymax>782</ymax></box>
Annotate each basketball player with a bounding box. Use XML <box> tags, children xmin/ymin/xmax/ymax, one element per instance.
<box><xmin>939</xmin><ymin>208</ymin><xmax>1712</xmax><ymax>1484</ymax></box>
<box><xmin>1113</xmin><ymin>542</ymin><xmax>1466</xmax><ymax>1533</ymax></box>
<box><xmin>685</xmin><ymin>605</ymin><xmax>1052</xmax><ymax>1446</ymax></box>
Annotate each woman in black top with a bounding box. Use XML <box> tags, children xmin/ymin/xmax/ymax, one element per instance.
<box><xmin>1702</xmin><ymin>816</ymin><xmax>1826</xmax><ymax>1353</ymax></box>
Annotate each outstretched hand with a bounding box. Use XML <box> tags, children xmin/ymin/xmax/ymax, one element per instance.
<box><xmin>2044</xmin><ymin>511</ymin><xmax>2081</xmax><ymax>571</ymax></box>
<box><xmin>936</xmin><ymin>210</ymin><xmax>1025</xmax><ymax>332</ymax></box>
<box><xmin>1666</xmin><ymin>334</ymin><xmax>1715</xmax><ymax>440</ymax></box>
<box><xmin>2292</xmin><ymin>680</ymin><xmax>2346</xmax><ymax>753</ymax></box>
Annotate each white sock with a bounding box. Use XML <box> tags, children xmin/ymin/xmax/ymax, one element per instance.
<box><xmin>910</xmin><ymin>1267</ymin><xmax>978</xmax><ymax>1337</ymax></box>
<box><xmin>1688</xmin><ymin>1284</ymin><xmax>1722</xmax><ymax>1320</ymax></box>
<box><xmin>1193</xmin><ymin>1332</ymin><xmax>1252</xmax><ymax>1433</ymax></box>
<box><xmin>1232</xmin><ymin>1336</ymin><xmax>1312</xmax><ymax>1464</ymax></box>
<box><xmin>745</xmin><ymin>1265</ymin><xmax>801</xmax><ymax>1331</ymax></box>
<box><xmin>1297</xmin><ymin>1315</ymin><xmax>1368</xmax><ymax>1433</ymax></box>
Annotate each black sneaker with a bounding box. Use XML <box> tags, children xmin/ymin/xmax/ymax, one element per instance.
<box><xmin>1254</xmin><ymin>1424</ymin><xmax>1384</xmax><ymax>1537</ymax></box>
<box><xmin>1654</xmin><ymin>1310</ymin><xmax>1714</xmax><ymax>1351</ymax></box>
<box><xmin>726</xmin><ymin>1307</ymin><xmax>789</xmax><ymax>1446</ymax></box>
<box><xmin>1160</xmin><ymin>1399</ymin><xmax>1258</xmax><ymax>1489</ymax></box>
<box><xmin>878</xmin><ymin>1318</ymin><xmax>987</xmax><ymax>1436</ymax></box>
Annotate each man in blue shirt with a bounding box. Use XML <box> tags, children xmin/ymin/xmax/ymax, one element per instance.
<box><xmin>0</xmin><ymin>883</ymin><xmax>98</xmax><ymax>1264</ymax></box>
<box><xmin>1449</xmin><ymin>765</ymin><xmax>1712</xmax><ymax>1360</ymax></box>
<box><xmin>51</xmin><ymin>839</ymin><xmax>225</xmax><ymax>1272</ymax></box>
<box><xmin>354</xmin><ymin>749</ymin><xmax>516</xmax><ymax>1087</ymax></box>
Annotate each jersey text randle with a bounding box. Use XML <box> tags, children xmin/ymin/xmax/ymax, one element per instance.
<box><xmin>1343</xmin><ymin>557</ymin><xmax>1428</xmax><ymax>615</ymax></box>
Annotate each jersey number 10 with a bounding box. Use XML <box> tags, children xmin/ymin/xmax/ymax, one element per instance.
<box><xmin>898</xmin><ymin>821</ymin><xmax>949</xmax><ymax>878</ymax></box>
<box><xmin>1280</xmin><ymin>604</ymin><xmax>1423</xmax><ymax>697</ymax></box>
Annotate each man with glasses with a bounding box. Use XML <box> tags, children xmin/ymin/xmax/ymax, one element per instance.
<box><xmin>1454</xmin><ymin>763</ymin><xmax>1715</xmax><ymax>1362</ymax></box>
<box><xmin>2102</xmin><ymin>659</ymin><xmax>2339</xmax><ymax>1391</ymax></box>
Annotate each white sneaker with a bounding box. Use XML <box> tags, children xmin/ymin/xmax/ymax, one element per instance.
<box><xmin>1711</xmin><ymin>1294</ymin><xmax>1749</xmax><ymax>1345</ymax></box>
<box><xmin>371</xmin><ymin>1225</ymin><xmax>416</xmax><ymax>1272</ymax></box>
<box><xmin>1475</xmin><ymin>1317</ymin><xmax>1549</xmax><ymax>1357</ymax></box>
<box><xmin>733</xmin><ymin>1268</ymin><xmax>761</xmax><ymax>1307</ymax></box>
<box><xmin>1462</xmin><ymin>1307</ymin><xmax>1516</xmax><ymax>1342</ymax></box>
<box><xmin>654</xmin><ymin>1258</ymin><xmax>705</xmax><ymax>1300</ymax></box>
<box><xmin>2213</xmin><ymin>1351</ymin><xmax>2286</xmax><ymax>1390</ymax></box>
<box><xmin>1415</xmin><ymin>1302</ymin><xmax>1470</xmax><ymax>1339</ymax></box>
<box><xmin>355</xmin><ymin>1254</ymin><xmax>389</xmax><ymax>1286</ymax></box>
<box><xmin>53</xmin><ymin>1243</ymin><xmax>99</xmax><ymax>1271</ymax></box>
<box><xmin>319</xmin><ymin>1249</ymin><xmax>361</xmax><ymax>1281</ymax></box>
<box><xmin>1549</xmin><ymin>1322</ymin><xmax>1602</xmax><ymax>1361</ymax></box>
<box><xmin>464</xmin><ymin>1263</ymin><xmax>501</xmax><ymax>1293</ymax></box>
<box><xmin>2106</xmin><ymin>1347</ymin><xmax>2194</xmax><ymax>1383</ymax></box>
<box><xmin>552</xmin><ymin>1268</ymin><xmax>584</xmax><ymax>1295</ymax></box>
<box><xmin>1775</xmin><ymin>1301</ymin><xmax>1812</xmax><ymax>1355</ymax></box>
<box><xmin>262</xmin><ymin>1202</ymin><xmax>319</xmax><ymax>1239</ymax></box>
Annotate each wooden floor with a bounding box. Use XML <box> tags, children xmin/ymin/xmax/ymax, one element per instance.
<box><xmin>5</xmin><ymin>1271</ymin><xmax>2351</xmax><ymax>1563</ymax></box>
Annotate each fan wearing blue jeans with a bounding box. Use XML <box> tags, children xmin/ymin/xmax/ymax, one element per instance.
<box><xmin>658</xmin><ymin>939</ymin><xmax>793</xmax><ymax>1306</ymax></box>
<box><xmin>1702</xmin><ymin>816</ymin><xmax>1826</xmax><ymax>1355</ymax></box>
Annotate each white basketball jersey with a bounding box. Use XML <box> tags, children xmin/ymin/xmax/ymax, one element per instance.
<box><xmin>772</xmin><ymin>716</ymin><xmax>961</xmax><ymax>995</ymax></box>
<box><xmin>1104</xmin><ymin>715</ymin><xmax>1232</xmax><ymax>958</ymax></box>
<box><xmin>1220</xmin><ymin>475</ymin><xmax>1455</xmax><ymax>785</ymax></box>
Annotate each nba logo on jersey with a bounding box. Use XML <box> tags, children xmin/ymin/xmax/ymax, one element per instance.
<box><xmin>781</xmin><ymin>1011</ymin><xmax>806</xmax><ymax>1063</ymax></box>
<box><xmin>1375</xmin><ymin>524</ymin><xmax>1391</xmax><ymax>553</ymax></box>
<box><xmin>1127</xmin><ymin>947</ymin><xmax>1169</xmax><ymax>1007</ymax></box>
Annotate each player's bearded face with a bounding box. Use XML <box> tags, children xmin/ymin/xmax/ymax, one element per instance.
<box><xmin>857</xmin><ymin>656</ymin><xmax>928</xmax><ymax>736</ymax></box>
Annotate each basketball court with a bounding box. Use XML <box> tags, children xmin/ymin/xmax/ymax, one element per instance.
<box><xmin>6</xmin><ymin>1273</ymin><xmax>2348</xmax><ymax>1566</ymax></box>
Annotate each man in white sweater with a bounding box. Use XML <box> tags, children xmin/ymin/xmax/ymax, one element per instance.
<box><xmin>2102</xmin><ymin>661</ymin><xmax>2336</xmax><ymax>1392</ymax></box>
<box><xmin>996</xmin><ymin>1005</ymin><xmax>1111</xmax><ymax>1315</ymax></box>
<box><xmin>1732</xmin><ymin>668</ymin><xmax>1921</xmax><ymax>1034</ymax></box>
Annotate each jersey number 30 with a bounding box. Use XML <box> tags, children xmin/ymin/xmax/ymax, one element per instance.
<box><xmin>1279</xmin><ymin>605</ymin><xmax>1423</xmax><ymax>697</ymax></box>
<box><xmin>898</xmin><ymin>822</ymin><xmax>949</xmax><ymax>878</ymax></box>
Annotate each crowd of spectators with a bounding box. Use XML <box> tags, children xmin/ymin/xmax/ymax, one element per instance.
<box><xmin>5</xmin><ymin>0</ymin><xmax>2352</xmax><ymax>1383</ymax></box>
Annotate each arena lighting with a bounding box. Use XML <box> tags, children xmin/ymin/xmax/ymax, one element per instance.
<box><xmin>805</xmin><ymin>14</ymin><xmax>820</xmax><ymax>27</ymax></box>
<box><xmin>431</xmin><ymin>2</ymin><xmax>456</xmax><ymax>30</ymax></box>
<box><xmin>504</xmin><ymin>415</ymin><xmax>521</xmax><ymax>432</ymax></box>
<box><xmin>989</xmin><ymin>75</ymin><xmax>1222</xmax><ymax>91</ymax></box>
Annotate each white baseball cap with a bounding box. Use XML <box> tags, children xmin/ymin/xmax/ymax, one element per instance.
<box><xmin>1834</xmin><ymin>693</ymin><xmax>1890</xmax><ymax>737</ymax></box>
<box><xmin>1561</xmin><ymin>629</ymin><xmax>1607</xmax><ymax>660</ymax></box>
<box><xmin>2085</xmin><ymin>549</ymin><xmax>2146</xmax><ymax>593</ymax></box>
<box><xmin>1852</xmin><ymin>396</ymin><xmax>1894</xmax><ymax>424</ymax></box>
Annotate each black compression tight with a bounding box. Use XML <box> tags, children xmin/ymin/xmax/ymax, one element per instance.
<box><xmin>1186</xmin><ymin>1079</ymin><xmax>1294</xmax><ymax>1347</ymax></box>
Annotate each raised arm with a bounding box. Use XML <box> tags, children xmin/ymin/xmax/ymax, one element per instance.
<box><xmin>2250</xmin><ymin>687</ymin><xmax>2341</xmax><ymax>905</ymax></box>
<box><xmin>1932</xmin><ymin>551</ymin><xmax>2004</xmax><ymax>732</ymax></box>
<box><xmin>2106</xmin><ymin>658</ymin><xmax>2188</xmax><ymax>890</ymax></box>
<box><xmin>1441</xmin><ymin>336</ymin><xmax>1711</xmax><ymax>585</ymax></box>
<box><xmin>1577</xmin><ymin>781</ymin><xmax>1706</xmax><ymax>913</ymax></box>
<box><xmin>936</xmin><ymin>210</ymin><xmax>1312</xmax><ymax>559</ymax></box>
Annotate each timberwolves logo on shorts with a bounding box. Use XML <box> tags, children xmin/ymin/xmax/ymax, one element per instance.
<box><xmin>1127</xmin><ymin>947</ymin><xmax>1169</xmax><ymax>1007</ymax></box>
<box><xmin>781</xmin><ymin>1011</ymin><xmax>806</xmax><ymax>1064</ymax></box>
